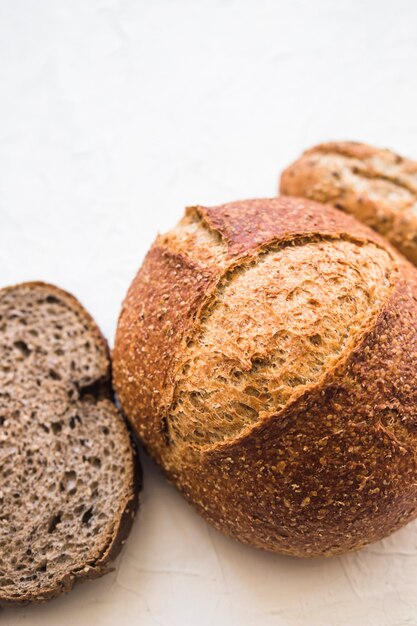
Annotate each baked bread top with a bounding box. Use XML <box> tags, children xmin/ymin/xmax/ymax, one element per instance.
<box><xmin>280</xmin><ymin>141</ymin><xmax>417</xmax><ymax>264</ymax></box>
<box><xmin>114</xmin><ymin>197</ymin><xmax>417</xmax><ymax>556</ymax></box>
<box><xmin>0</xmin><ymin>282</ymin><xmax>140</xmax><ymax>605</ymax></box>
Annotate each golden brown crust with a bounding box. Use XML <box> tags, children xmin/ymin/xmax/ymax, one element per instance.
<box><xmin>168</xmin><ymin>238</ymin><xmax>392</xmax><ymax>447</ymax></box>
<box><xmin>178</xmin><ymin>269</ymin><xmax>417</xmax><ymax>555</ymax></box>
<box><xmin>114</xmin><ymin>197</ymin><xmax>417</xmax><ymax>556</ymax></box>
<box><xmin>280</xmin><ymin>141</ymin><xmax>417</xmax><ymax>265</ymax></box>
<box><xmin>114</xmin><ymin>245</ymin><xmax>219</xmax><ymax>464</ymax></box>
<box><xmin>195</xmin><ymin>196</ymin><xmax>386</xmax><ymax>256</ymax></box>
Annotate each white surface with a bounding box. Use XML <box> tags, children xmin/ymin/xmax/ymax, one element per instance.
<box><xmin>1</xmin><ymin>1</ymin><xmax>417</xmax><ymax>624</ymax></box>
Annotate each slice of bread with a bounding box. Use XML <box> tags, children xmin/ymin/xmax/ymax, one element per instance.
<box><xmin>0</xmin><ymin>282</ymin><xmax>140</xmax><ymax>606</ymax></box>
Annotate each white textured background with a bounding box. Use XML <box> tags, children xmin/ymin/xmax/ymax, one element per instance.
<box><xmin>2</xmin><ymin>1</ymin><xmax>417</xmax><ymax>625</ymax></box>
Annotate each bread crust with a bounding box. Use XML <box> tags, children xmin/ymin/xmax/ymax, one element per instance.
<box><xmin>280</xmin><ymin>141</ymin><xmax>417</xmax><ymax>265</ymax></box>
<box><xmin>0</xmin><ymin>282</ymin><xmax>141</xmax><ymax>606</ymax></box>
<box><xmin>114</xmin><ymin>197</ymin><xmax>417</xmax><ymax>556</ymax></box>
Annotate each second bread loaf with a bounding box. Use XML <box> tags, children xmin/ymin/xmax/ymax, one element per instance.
<box><xmin>280</xmin><ymin>141</ymin><xmax>417</xmax><ymax>265</ymax></box>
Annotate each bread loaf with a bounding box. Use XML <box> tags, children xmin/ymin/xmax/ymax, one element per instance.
<box><xmin>114</xmin><ymin>197</ymin><xmax>417</xmax><ymax>557</ymax></box>
<box><xmin>280</xmin><ymin>141</ymin><xmax>417</xmax><ymax>265</ymax></box>
<box><xmin>0</xmin><ymin>282</ymin><xmax>140</xmax><ymax>605</ymax></box>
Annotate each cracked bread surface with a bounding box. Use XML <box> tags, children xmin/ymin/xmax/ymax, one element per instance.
<box><xmin>168</xmin><ymin>237</ymin><xmax>392</xmax><ymax>446</ymax></box>
<box><xmin>114</xmin><ymin>197</ymin><xmax>417</xmax><ymax>556</ymax></box>
<box><xmin>280</xmin><ymin>141</ymin><xmax>417</xmax><ymax>265</ymax></box>
<box><xmin>0</xmin><ymin>282</ymin><xmax>139</xmax><ymax>605</ymax></box>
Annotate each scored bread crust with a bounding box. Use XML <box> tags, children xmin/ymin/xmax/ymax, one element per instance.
<box><xmin>114</xmin><ymin>197</ymin><xmax>417</xmax><ymax>557</ymax></box>
<box><xmin>280</xmin><ymin>141</ymin><xmax>417</xmax><ymax>265</ymax></box>
<box><xmin>0</xmin><ymin>282</ymin><xmax>141</xmax><ymax>606</ymax></box>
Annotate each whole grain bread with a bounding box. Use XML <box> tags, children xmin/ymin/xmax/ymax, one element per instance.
<box><xmin>280</xmin><ymin>141</ymin><xmax>417</xmax><ymax>265</ymax></box>
<box><xmin>114</xmin><ymin>197</ymin><xmax>417</xmax><ymax>557</ymax></box>
<box><xmin>0</xmin><ymin>282</ymin><xmax>140</xmax><ymax>605</ymax></box>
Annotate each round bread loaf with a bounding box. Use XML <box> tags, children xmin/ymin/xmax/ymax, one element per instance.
<box><xmin>280</xmin><ymin>141</ymin><xmax>417</xmax><ymax>265</ymax></box>
<box><xmin>114</xmin><ymin>197</ymin><xmax>417</xmax><ymax>557</ymax></box>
